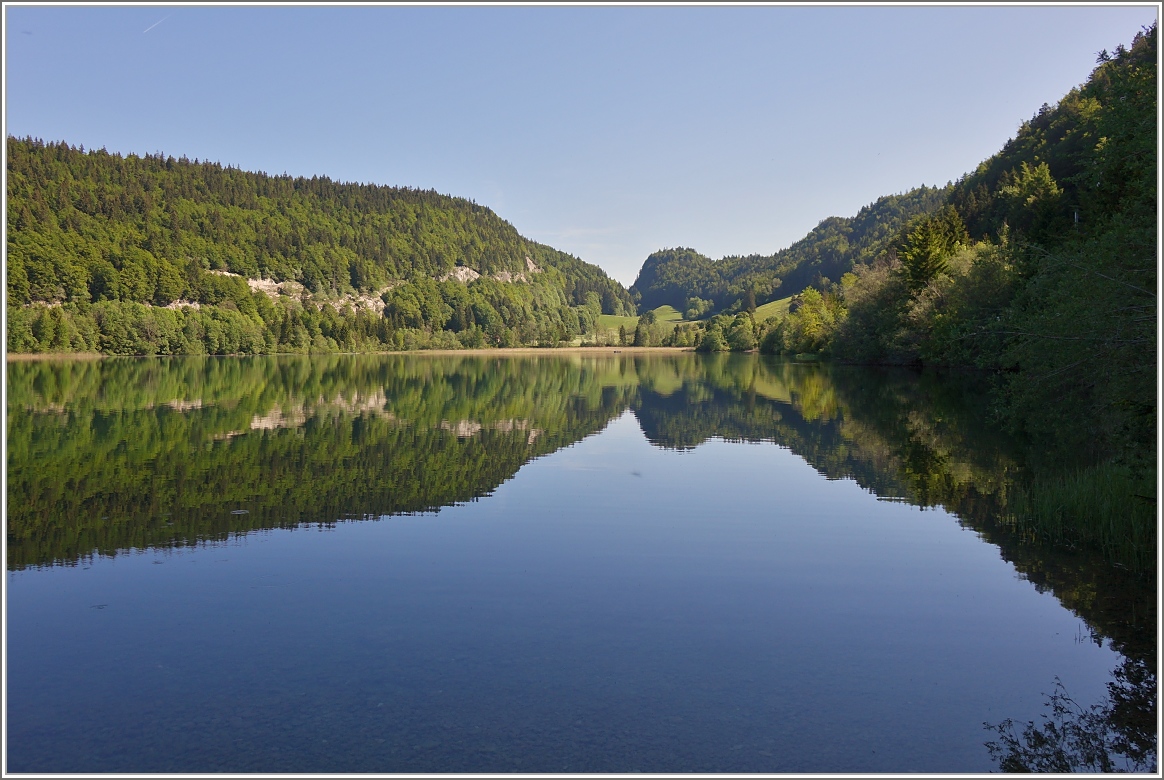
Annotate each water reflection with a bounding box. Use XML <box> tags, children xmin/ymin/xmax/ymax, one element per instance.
<box><xmin>985</xmin><ymin>656</ymin><xmax>1156</xmax><ymax>772</ymax></box>
<box><xmin>8</xmin><ymin>353</ymin><xmax>1017</xmax><ymax>568</ymax></box>
<box><xmin>7</xmin><ymin>352</ymin><xmax>1155</xmax><ymax>770</ymax></box>
<box><xmin>7</xmin><ymin>354</ymin><xmax>637</xmax><ymax>568</ymax></box>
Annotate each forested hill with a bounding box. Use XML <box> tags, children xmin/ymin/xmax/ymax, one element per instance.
<box><xmin>6</xmin><ymin>137</ymin><xmax>634</xmax><ymax>354</ymax></box>
<box><xmin>768</xmin><ymin>23</ymin><xmax>1155</xmax><ymax>469</ymax></box>
<box><xmin>621</xmin><ymin>23</ymin><xmax>1154</xmax><ymax>483</ymax></box>
<box><xmin>630</xmin><ymin>185</ymin><xmax>949</xmax><ymax>314</ymax></box>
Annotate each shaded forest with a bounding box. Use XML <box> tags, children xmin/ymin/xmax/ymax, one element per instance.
<box><xmin>767</xmin><ymin>25</ymin><xmax>1156</xmax><ymax>471</ymax></box>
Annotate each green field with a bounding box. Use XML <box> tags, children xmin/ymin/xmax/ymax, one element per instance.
<box><xmin>753</xmin><ymin>295</ymin><xmax>793</xmax><ymax>323</ymax></box>
<box><xmin>596</xmin><ymin>304</ymin><xmax>684</xmax><ymax>332</ymax></box>
<box><xmin>595</xmin><ymin>313</ymin><xmax>640</xmax><ymax>332</ymax></box>
<box><xmin>598</xmin><ymin>300</ymin><xmax>786</xmax><ymax>335</ymax></box>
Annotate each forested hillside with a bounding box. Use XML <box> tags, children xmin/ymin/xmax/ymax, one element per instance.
<box><xmin>766</xmin><ymin>24</ymin><xmax>1156</xmax><ymax>470</ymax></box>
<box><xmin>630</xmin><ymin>185</ymin><xmax>948</xmax><ymax>314</ymax></box>
<box><xmin>627</xmin><ymin>24</ymin><xmax>1154</xmax><ymax>483</ymax></box>
<box><xmin>6</xmin><ymin>137</ymin><xmax>634</xmax><ymax>354</ymax></box>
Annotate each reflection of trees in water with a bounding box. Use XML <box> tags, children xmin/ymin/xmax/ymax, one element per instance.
<box><xmin>7</xmin><ymin>354</ymin><xmax>640</xmax><ymax>569</ymax></box>
<box><xmin>626</xmin><ymin>354</ymin><xmax>1156</xmax><ymax>773</ymax></box>
<box><xmin>985</xmin><ymin>658</ymin><xmax>1156</xmax><ymax>773</ymax></box>
<box><xmin>631</xmin><ymin>355</ymin><xmax>1017</xmax><ymax>509</ymax></box>
<box><xmin>9</xmin><ymin>353</ymin><xmax>1155</xmax><ymax>769</ymax></box>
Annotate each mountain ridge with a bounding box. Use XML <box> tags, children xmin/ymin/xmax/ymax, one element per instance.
<box><xmin>629</xmin><ymin>184</ymin><xmax>949</xmax><ymax>315</ymax></box>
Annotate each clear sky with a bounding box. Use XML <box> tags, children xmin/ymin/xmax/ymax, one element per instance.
<box><xmin>4</xmin><ymin>4</ymin><xmax>1157</xmax><ymax>286</ymax></box>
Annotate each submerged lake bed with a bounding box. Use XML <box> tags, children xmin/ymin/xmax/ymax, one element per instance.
<box><xmin>5</xmin><ymin>353</ymin><xmax>1155</xmax><ymax>772</ymax></box>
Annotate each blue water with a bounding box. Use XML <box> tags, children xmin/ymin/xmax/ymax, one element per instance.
<box><xmin>7</xmin><ymin>405</ymin><xmax>1120</xmax><ymax>773</ymax></box>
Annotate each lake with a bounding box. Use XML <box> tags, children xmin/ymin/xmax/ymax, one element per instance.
<box><xmin>5</xmin><ymin>352</ymin><xmax>1154</xmax><ymax>772</ymax></box>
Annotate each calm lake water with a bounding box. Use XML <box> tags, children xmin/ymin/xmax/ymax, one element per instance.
<box><xmin>6</xmin><ymin>353</ymin><xmax>1154</xmax><ymax>772</ymax></box>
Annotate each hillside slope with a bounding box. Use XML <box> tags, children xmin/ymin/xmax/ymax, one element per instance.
<box><xmin>770</xmin><ymin>23</ymin><xmax>1156</xmax><ymax>466</ymax></box>
<box><xmin>6</xmin><ymin>137</ymin><xmax>634</xmax><ymax>353</ymax></box>
<box><xmin>629</xmin><ymin>185</ymin><xmax>948</xmax><ymax>314</ymax></box>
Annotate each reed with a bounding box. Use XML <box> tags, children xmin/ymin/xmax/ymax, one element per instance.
<box><xmin>1005</xmin><ymin>462</ymin><xmax>1157</xmax><ymax>574</ymax></box>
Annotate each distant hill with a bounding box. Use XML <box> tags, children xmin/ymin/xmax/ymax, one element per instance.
<box><xmin>629</xmin><ymin>185</ymin><xmax>949</xmax><ymax>314</ymax></box>
<box><xmin>6</xmin><ymin>137</ymin><xmax>634</xmax><ymax>353</ymax></box>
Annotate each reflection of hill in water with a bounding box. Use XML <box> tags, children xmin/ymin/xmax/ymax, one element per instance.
<box><xmin>8</xmin><ymin>355</ymin><xmax>1153</xmax><ymax>654</ymax></box>
<box><xmin>633</xmin><ymin>380</ymin><xmax>914</xmax><ymax>500</ymax></box>
<box><xmin>629</xmin><ymin>356</ymin><xmax>1152</xmax><ymax>658</ymax></box>
<box><xmin>631</xmin><ymin>354</ymin><xmax>1018</xmax><ymax>509</ymax></box>
<box><xmin>7</xmin><ymin>355</ymin><xmax>638</xmax><ymax>570</ymax></box>
<box><xmin>9</xmin><ymin>352</ymin><xmax>1152</xmax><ymax>769</ymax></box>
<box><xmin>627</xmin><ymin>355</ymin><xmax>1155</xmax><ymax>768</ymax></box>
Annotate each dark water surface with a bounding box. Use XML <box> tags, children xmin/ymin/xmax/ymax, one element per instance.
<box><xmin>6</xmin><ymin>353</ymin><xmax>1154</xmax><ymax>772</ymax></box>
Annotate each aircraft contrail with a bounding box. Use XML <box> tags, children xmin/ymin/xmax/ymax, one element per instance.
<box><xmin>143</xmin><ymin>15</ymin><xmax>170</xmax><ymax>34</ymax></box>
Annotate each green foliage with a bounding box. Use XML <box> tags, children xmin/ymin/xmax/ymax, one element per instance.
<box><xmin>759</xmin><ymin>23</ymin><xmax>1156</xmax><ymax>473</ymax></box>
<box><xmin>998</xmin><ymin>161</ymin><xmax>1065</xmax><ymax>238</ymax></box>
<box><xmin>897</xmin><ymin>205</ymin><xmax>969</xmax><ymax>292</ymax></box>
<box><xmin>6</xmin><ymin>136</ymin><xmax>633</xmax><ymax>353</ymax></box>
<box><xmin>947</xmin><ymin>27</ymin><xmax>1155</xmax><ymax>248</ymax></box>
<box><xmin>725</xmin><ymin>313</ymin><xmax>757</xmax><ymax>351</ymax></box>
<box><xmin>742</xmin><ymin>287</ymin><xmax>757</xmax><ymax>313</ymax></box>
<box><xmin>684</xmin><ymin>296</ymin><xmax>713</xmax><ymax>320</ymax></box>
<box><xmin>1004</xmin><ymin>462</ymin><xmax>1156</xmax><ymax>575</ymax></box>
<box><xmin>632</xmin><ymin>321</ymin><xmax>648</xmax><ymax>346</ymax></box>
<box><xmin>826</xmin><ymin>260</ymin><xmax>905</xmax><ymax>362</ymax></box>
<box><xmin>995</xmin><ymin>26</ymin><xmax>1157</xmax><ymax>466</ymax></box>
<box><xmin>695</xmin><ymin>319</ymin><xmax>727</xmax><ymax>352</ymax></box>
<box><xmin>629</xmin><ymin>187</ymin><xmax>948</xmax><ymax>314</ymax></box>
<box><xmin>663</xmin><ymin>323</ymin><xmax>700</xmax><ymax>347</ymax></box>
<box><xmin>765</xmin><ymin>288</ymin><xmax>845</xmax><ymax>356</ymax></box>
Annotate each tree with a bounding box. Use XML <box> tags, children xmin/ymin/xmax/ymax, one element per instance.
<box><xmin>684</xmin><ymin>296</ymin><xmax>712</xmax><ymax>320</ymax></box>
<box><xmin>696</xmin><ymin>322</ymin><xmax>727</xmax><ymax>352</ymax></box>
<box><xmin>999</xmin><ymin>161</ymin><xmax>1064</xmax><ymax>239</ymax></box>
<box><xmin>726</xmin><ymin>313</ymin><xmax>756</xmax><ymax>351</ymax></box>
<box><xmin>899</xmin><ymin>205</ymin><xmax>968</xmax><ymax>292</ymax></box>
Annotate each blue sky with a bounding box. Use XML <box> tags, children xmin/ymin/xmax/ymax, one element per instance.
<box><xmin>5</xmin><ymin>4</ymin><xmax>1157</xmax><ymax>286</ymax></box>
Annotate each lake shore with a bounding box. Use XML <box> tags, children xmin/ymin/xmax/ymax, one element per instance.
<box><xmin>6</xmin><ymin>352</ymin><xmax>106</xmax><ymax>362</ymax></box>
<box><xmin>6</xmin><ymin>346</ymin><xmax>695</xmax><ymax>361</ymax></box>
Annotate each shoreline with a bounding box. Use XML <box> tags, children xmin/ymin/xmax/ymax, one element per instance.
<box><xmin>6</xmin><ymin>351</ymin><xmax>106</xmax><ymax>362</ymax></box>
<box><xmin>6</xmin><ymin>346</ymin><xmax>695</xmax><ymax>361</ymax></box>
